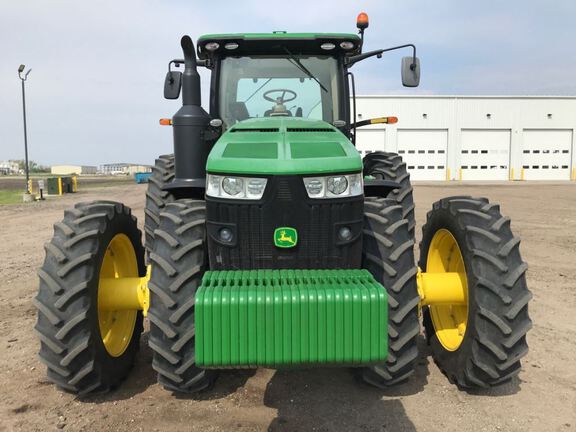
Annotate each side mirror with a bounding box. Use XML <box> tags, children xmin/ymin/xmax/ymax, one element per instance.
<box><xmin>401</xmin><ymin>56</ymin><xmax>420</xmax><ymax>87</ymax></box>
<box><xmin>164</xmin><ymin>71</ymin><xmax>182</xmax><ymax>99</ymax></box>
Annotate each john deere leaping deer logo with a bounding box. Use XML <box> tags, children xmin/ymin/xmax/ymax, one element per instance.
<box><xmin>274</xmin><ymin>227</ymin><xmax>298</xmax><ymax>248</ymax></box>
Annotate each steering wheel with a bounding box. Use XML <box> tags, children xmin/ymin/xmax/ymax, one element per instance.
<box><xmin>263</xmin><ymin>89</ymin><xmax>297</xmax><ymax>104</ymax></box>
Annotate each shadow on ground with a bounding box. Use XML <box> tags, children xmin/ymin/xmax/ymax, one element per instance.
<box><xmin>262</xmin><ymin>336</ymin><xmax>431</xmax><ymax>431</ymax></box>
<box><xmin>80</xmin><ymin>333</ymin><xmax>432</xmax><ymax>426</ymax></box>
<box><xmin>462</xmin><ymin>375</ymin><xmax>522</xmax><ymax>397</ymax></box>
<box><xmin>263</xmin><ymin>368</ymin><xmax>417</xmax><ymax>432</ymax></box>
<box><xmin>79</xmin><ymin>334</ymin><xmax>256</xmax><ymax>403</ymax></box>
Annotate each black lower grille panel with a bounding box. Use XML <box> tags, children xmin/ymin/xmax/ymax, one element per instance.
<box><xmin>206</xmin><ymin>175</ymin><xmax>363</xmax><ymax>270</ymax></box>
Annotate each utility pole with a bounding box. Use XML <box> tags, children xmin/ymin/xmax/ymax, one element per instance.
<box><xmin>18</xmin><ymin>64</ymin><xmax>32</xmax><ymax>194</ymax></box>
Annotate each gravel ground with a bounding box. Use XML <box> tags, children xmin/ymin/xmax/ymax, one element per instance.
<box><xmin>0</xmin><ymin>182</ymin><xmax>574</xmax><ymax>432</ymax></box>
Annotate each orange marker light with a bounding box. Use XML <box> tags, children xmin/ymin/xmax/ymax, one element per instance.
<box><xmin>159</xmin><ymin>118</ymin><xmax>172</xmax><ymax>126</ymax></box>
<box><xmin>357</xmin><ymin>12</ymin><xmax>369</xmax><ymax>30</ymax></box>
<box><xmin>370</xmin><ymin>117</ymin><xmax>398</xmax><ymax>125</ymax></box>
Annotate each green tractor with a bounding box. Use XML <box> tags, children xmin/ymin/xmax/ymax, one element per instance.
<box><xmin>35</xmin><ymin>13</ymin><xmax>531</xmax><ymax>395</ymax></box>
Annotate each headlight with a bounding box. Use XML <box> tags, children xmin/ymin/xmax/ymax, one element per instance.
<box><xmin>205</xmin><ymin>42</ymin><xmax>220</xmax><ymax>51</ymax></box>
<box><xmin>327</xmin><ymin>176</ymin><xmax>348</xmax><ymax>195</ymax></box>
<box><xmin>222</xmin><ymin>177</ymin><xmax>243</xmax><ymax>196</ymax></box>
<box><xmin>303</xmin><ymin>173</ymin><xmax>363</xmax><ymax>199</ymax></box>
<box><xmin>246</xmin><ymin>178</ymin><xmax>267</xmax><ymax>197</ymax></box>
<box><xmin>303</xmin><ymin>178</ymin><xmax>324</xmax><ymax>196</ymax></box>
<box><xmin>206</xmin><ymin>174</ymin><xmax>267</xmax><ymax>200</ymax></box>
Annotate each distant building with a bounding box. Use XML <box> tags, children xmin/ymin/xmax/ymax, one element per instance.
<box><xmin>51</xmin><ymin>165</ymin><xmax>97</xmax><ymax>175</ymax></box>
<box><xmin>99</xmin><ymin>163</ymin><xmax>152</xmax><ymax>176</ymax></box>
<box><xmin>0</xmin><ymin>160</ymin><xmax>21</xmax><ymax>175</ymax></box>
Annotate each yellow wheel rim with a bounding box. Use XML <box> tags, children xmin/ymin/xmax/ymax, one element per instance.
<box><xmin>98</xmin><ymin>234</ymin><xmax>138</xmax><ymax>357</ymax></box>
<box><xmin>427</xmin><ymin>229</ymin><xmax>468</xmax><ymax>351</ymax></box>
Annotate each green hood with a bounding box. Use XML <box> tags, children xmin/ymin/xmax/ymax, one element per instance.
<box><xmin>206</xmin><ymin>118</ymin><xmax>361</xmax><ymax>175</ymax></box>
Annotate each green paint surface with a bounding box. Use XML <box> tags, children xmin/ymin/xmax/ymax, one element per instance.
<box><xmin>290</xmin><ymin>140</ymin><xmax>346</xmax><ymax>159</ymax></box>
<box><xmin>206</xmin><ymin>118</ymin><xmax>362</xmax><ymax>175</ymax></box>
<box><xmin>222</xmin><ymin>141</ymin><xmax>278</xmax><ymax>159</ymax></box>
<box><xmin>195</xmin><ymin>269</ymin><xmax>388</xmax><ymax>368</ymax></box>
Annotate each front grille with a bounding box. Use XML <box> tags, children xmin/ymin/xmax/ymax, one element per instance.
<box><xmin>206</xmin><ymin>176</ymin><xmax>363</xmax><ymax>270</ymax></box>
<box><xmin>276</xmin><ymin>178</ymin><xmax>292</xmax><ymax>201</ymax></box>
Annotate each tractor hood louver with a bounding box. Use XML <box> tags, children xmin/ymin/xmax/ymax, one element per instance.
<box><xmin>231</xmin><ymin>128</ymin><xmax>279</xmax><ymax>133</ymax></box>
<box><xmin>287</xmin><ymin>128</ymin><xmax>336</xmax><ymax>132</ymax></box>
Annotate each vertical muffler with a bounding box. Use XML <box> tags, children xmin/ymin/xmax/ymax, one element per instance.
<box><xmin>170</xmin><ymin>35</ymin><xmax>211</xmax><ymax>192</ymax></box>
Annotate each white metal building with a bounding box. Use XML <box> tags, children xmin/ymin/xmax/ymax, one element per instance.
<box><xmin>99</xmin><ymin>163</ymin><xmax>152</xmax><ymax>175</ymax></box>
<box><xmin>355</xmin><ymin>96</ymin><xmax>576</xmax><ymax>181</ymax></box>
<box><xmin>51</xmin><ymin>165</ymin><xmax>97</xmax><ymax>175</ymax></box>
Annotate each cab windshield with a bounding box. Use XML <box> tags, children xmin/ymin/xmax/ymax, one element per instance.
<box><xmin>218</xmin><ymin>56</ymin><xmax>341</xmax><ymax>127</ymax></box>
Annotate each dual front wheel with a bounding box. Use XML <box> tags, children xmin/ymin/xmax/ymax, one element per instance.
<box><xmin>35</xmin><ymin>198</ymin><xmax>211</xmax><ymax>394</ymax></box>
<box><xmin>360</xmin><ymin>152</ymin><xmax>531</xmax><ymax>388</ymax></box>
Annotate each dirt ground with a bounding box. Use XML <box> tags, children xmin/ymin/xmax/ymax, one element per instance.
<box><xmin>0</xmin><ymin>182</ymin><xmax>574</xmax><ymax>432</ymax></box>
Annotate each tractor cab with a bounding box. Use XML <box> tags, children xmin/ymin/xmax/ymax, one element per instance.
<box><xmin>196</xmin><ymin>33</ymin><xmax>360</xmax><ymax>129</ymax></box>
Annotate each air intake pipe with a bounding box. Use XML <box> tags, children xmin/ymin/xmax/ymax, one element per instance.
<box><xmin>170</xmin><ymin>35</ymin><xmax>211</xmax><ymax>193</ymax></box>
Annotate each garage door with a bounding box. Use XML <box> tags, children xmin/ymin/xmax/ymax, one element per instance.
<box><xmin>355</xmin><ymin>129</ymin><xmax>386</xmax><ymax>157</ymax></box>
<box><xmin>522</xmin><ymin>130</ymin><xmax>573</xmax><ymax>180</ymax></box>
<box><xmin>460</xmin><ymin>129</ymin><xmax>511</xmax><ymax>180</ymax></box>
<box><xmin>397</xmin><ymin>129</ymin><xmax>448</xmax><ymax>181</ymax></box>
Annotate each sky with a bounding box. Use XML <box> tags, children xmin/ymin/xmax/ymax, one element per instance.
<box><xmin>1</xmin><ymin>0</ymin><xmax>575</xmax><ymax>166</ymax></box>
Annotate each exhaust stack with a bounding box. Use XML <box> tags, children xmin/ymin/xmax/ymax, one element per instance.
<box><xmin>180</xmin><ymin>35</ymin><xmax>201</xmax><ymax>106</ymax></box>
<box><xmin>170</xmin><ymin>35</ymin><xmax>211</xmax><ymax>194</ymax></box>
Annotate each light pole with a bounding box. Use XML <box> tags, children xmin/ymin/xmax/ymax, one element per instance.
<box><xmin>18</xmin><ymin>64</ymin><xmax>32</xmax><ymax>194</ymax></box>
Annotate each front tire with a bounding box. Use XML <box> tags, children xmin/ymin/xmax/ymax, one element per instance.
<box><xmin>363</xmin><ymin>152</ymin><xmax>415</xmax><ymax>238</ymax></box>
<box><xmin>35</xmin><ymin>201</ymin><xmax>145</xmax><ymax>394</ymax></box>
<box><xmin>420</xmin><ymin>196</ymin><xmax>532</xmax><ymax>388</ymax></box>
<box><xmin>360</xmin><ymin>197</ymin><xmax>420</xmax><ymax>387</ymax></box>
<box><xmin>148</xmin><ymin>199</ymin><xmax>216</xmax><ymax>393</ymax></box>
<box><xmin>144</xmin><ymin>154</ymin><xmax>175</xmax><ymax>254</ymax></box>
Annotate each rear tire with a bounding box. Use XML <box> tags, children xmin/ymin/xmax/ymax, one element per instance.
<box><xmin>35</xmin><ymin>201</ymin><xmax>145</xmax><ymax>394</ymax></box>
<box><xmin>144</xmin><ymin>154</ymin><xmax>175</xmax><ymax>254</ymax></box>
<box><xmin>420</xmin><ymin>196</ymin><xmax>532</xmax><ymax>388</ymax></box>
<box><xmin>148</xmin><ymin>199</ymin><xmax>216</xmax><ymax>393</ymax></box>
<box><xmin>363</xmin><ymin>152</ymin><xmax>415</xmax><ymax>238</ymax></box>
<box><xmin>360</xmin><ymin>197</ymin><xmax>420</xmax><ymax>387</ymax></box>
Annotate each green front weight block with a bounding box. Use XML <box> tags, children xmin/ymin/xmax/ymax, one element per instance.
<box><xmin>195</xmin><ymin>269</ymin><xmax>388</xmax><ymax>368</ymax></box>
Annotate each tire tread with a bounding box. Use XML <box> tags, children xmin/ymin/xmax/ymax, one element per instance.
<box><xmin>360</xmin><ymin>197</ymin><xmax>420</xmax><ymax>387</ymax></box>
<box><xmin>420</xmin><ymin>196</ymin><xmax>532</xmax><ymax>388</ymax></box>
<box><xmin>35</xmin><ymin>201</ymin><xmax>144</xmax><ymax>394</ymax></box>
<box><xmin>148</xmin><ymin>199</ymin><xmax>215</xmax><ymax>393</ymax></box>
